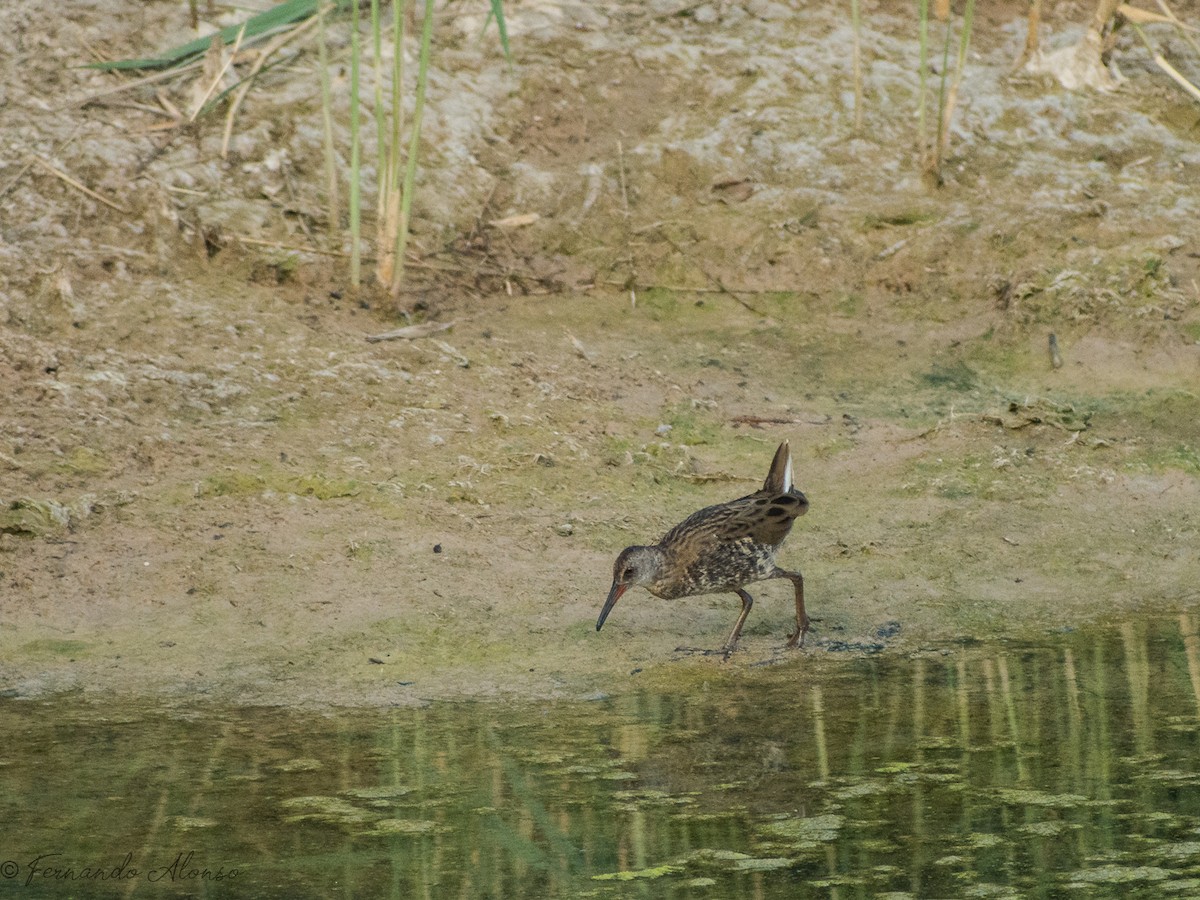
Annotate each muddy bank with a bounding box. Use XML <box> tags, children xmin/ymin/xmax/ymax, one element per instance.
<box><xmin>1</xmin><ymin>0</ymin><xmax>1198</xmax><ymax>707</ymax></box>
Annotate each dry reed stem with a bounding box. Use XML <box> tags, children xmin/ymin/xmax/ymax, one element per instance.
<box><xmin>78</xmin><ymin>60</ymin><xmax>207</xmax><ymax>106</ymax></box>
<box><xmin>1154</xmin><ymin>53</ymin><xmax>1200</xmax><ymax>101</ymax></box>
<box><xmin>1154</xmin><ymin>0</ymin><xmax>1200</xmax><ymax>54</ymax></box>
<box><xmin>851</xmin><ymin>0</ymin><xmax>863</xmax><ymax>131</ymax></box>
<box><xmin>374</xmin><ymin>0</ymin><xmax>406</xmax><ymax>290</ymax></box>
<box><xmin>157</xmin><ymin>88</ymin><xmax>183</xmax><ymax>119</ymax></box>
<box><xmin>1012</xmin><ymin>0</ymin><xmax>1041</xmax><ymax>70</ymax></box>
<box><xmin>1129</xmin><ymin>20</ymin><xmax>1200</xmax><ymax>102</ymax></box>
<box><xmin>315</xmin><ymin>1</ymin><xmax>340</xmax><ymax>238</ymax></box>
<box><xmin>221</xmin><ymin>17</ymin><xmax>320</xmax><ymax>157</ymax></box>
<box><xmin>377</xmin><ymin>191</ymin><xmax>401</xmax><ymax>287</ymax></box>
<box><xmin>937</xmin><ymin>80</ymin><xmax>959</xmax><ymax>168</ymax></box>
<box><xmin>190</xmin><ymin>25</ymin><xmax>246</xmax><ymax>120</ymax></box>
<box><xmin>1090</xmin><ymin>0</ymin><xmax>1123</xmax><ymax>34</ymax></box>
<box><xmin>1119</xmin><ymin>4</ymin><xmax>1189</xmax><ymax>26</ymax></box>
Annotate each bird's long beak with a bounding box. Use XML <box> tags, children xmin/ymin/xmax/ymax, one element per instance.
<box><xmin>596</xmin><ymin>582</ymin><xmax>627</xmax><ymax>632</ymax></box>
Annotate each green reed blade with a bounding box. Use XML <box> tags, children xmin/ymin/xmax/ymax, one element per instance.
<box><xmin>482</xmin><ymin>0</ymin><xmax>513</xmax><ymax>63</ymax></box>
<box><xmin>90</xmin><ymin>0</ymin><xmax>342</xmax><ymax>71</ymax></box>
<box><xmin>349</xmin><ymin>0</ymin><xmax>362</xmax><ymax>287</ymax></box>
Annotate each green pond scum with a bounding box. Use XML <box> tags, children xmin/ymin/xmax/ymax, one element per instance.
<box><xmin>2</xmin><ymin>616</ymin><xmax>1200</xmax><ymax>898</ymax></box>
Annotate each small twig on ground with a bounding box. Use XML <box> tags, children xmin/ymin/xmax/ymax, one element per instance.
<box><xmin>654</xmin><ymin>229</ymin><xmax>767</xmax><ymax>316</ymax></box>
<box><xmin>0</xmin><ymin>129</ymin><xmax>83</xmax><ymax>202</ymax></box>
<box><xmin>566</xmin><ymin>332</ymin><xmax>594</xmax><ymax>362</ymax></box>
<box><xmin>32</xmin><ymin>157</ymin><xmax>130</xmax><ymax>213</ymax></box>
<box><xmin>230</xmin><ymin>233</ymin><xmax>521</xmax><ymax>283</ymax></box>
<box><xmin>78</xmin><ymin>59</ymin><xmax>205</xmax><ymax>107</ymax></box>
<box><xmin>0</xmin><ymin>159</ymin><xmax>43</xmax><ymax>203</ymax></box>
<box><xmin>365</xmin><ymin>321</ymin><xmax>455</xmax><ymax>343</ymax></box>
<box><xmin>595</xmin><ymin>278</ymin><xmax>797</xmax><ymax>296</ymax></box>
<box><xmin>731</xmin><ymin>415</ymin><xmax>832</xmax><ymax>428</ymax></box>
<box><xmin>83</xmin><ymin>98</ymin><xmax>177</xmax><ymax>119</ymax></box>
<box><xmin>616</xmin><ymin>139</ymin><xmax>637</xmax><ymax>308</ymax></box>
<box><xmin>679</xmin><ymin>472</ymin><xmax>740</xmax><ymax>483</ymax></box>
<box><xmin>464</xmin><ymin>180</ymin><xmax>500</xmax><ymax>246</ymax></box>
<box><xmin>233</xmin><ymin>234</ymin><xmax>352</xmax><ymax>257</ymax></box>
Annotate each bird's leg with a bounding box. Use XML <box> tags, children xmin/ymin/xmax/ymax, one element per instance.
<box><xmin>722</xmin><ymin>589</ymin><xmax>754</xmax><ymax>658</ymax></box>
<box><xmin>779</xmin><ymin>569</ymin><xmax>808</xmax><ymax>649</ymax></box>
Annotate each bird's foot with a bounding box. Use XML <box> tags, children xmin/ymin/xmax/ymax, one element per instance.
<box><xmin>786</xmin><ymin>618</ymin><xmax>814</xmax><ymax>649</ymax></box>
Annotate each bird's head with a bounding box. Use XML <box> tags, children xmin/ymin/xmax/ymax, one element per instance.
<box><xmin>596</xmin><ymin>545</ymin><xmax>665</xmax><ymax>633</ymax></box>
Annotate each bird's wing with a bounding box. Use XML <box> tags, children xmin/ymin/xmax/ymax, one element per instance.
<box><xmin>725</xmin><ymin>491</ymin><xmax>807</xmax><ymax>546</ymax></box>
<box><xmin>660</xmin><ymin>490</ymin><xmax>807</xmax><ymax>557</ymax></box>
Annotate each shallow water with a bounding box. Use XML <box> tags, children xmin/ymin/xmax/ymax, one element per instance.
<box><xmin>2</xmin><ymin>616</ymin><xmax>1200</xmax><ymax>899</ymax></box>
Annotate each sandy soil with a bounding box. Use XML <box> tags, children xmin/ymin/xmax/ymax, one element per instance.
<box><xmin>1</xmin><ymin>0</ymin><xmax>1198</xmax><ymax>707</ymax></box>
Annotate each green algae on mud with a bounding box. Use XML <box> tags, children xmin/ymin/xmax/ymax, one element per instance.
<box><xmin>3</xmin><ymin>284</ymin><xmax>1198</xmax><ymax>706</ymax></box>
<box><xmin>194</xmin><ymin>468</ymin><xmax>366</xmax><ymax>500</ymax></box>
<box><xmin>4</xmin><ymin>616</ymin><xmax>1200</xmax><ymax>897</ymax></box>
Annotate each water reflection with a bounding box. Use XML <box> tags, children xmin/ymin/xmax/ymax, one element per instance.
<box><xmin>2</xmin><ymin>616</ymin><xmax>1200</xmax><ymax>898</ymax></box>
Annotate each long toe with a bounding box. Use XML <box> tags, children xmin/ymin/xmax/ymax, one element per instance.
<box><xmin>787</xmin><ymin>615</ymin><xmax>812</xmax><ymax>649</ymax></box>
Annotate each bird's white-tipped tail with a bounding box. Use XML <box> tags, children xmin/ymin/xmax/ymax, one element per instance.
<box><xmin>763</xmin><ymin>441</ymin><xmax>793</xmax><ymax>494</ymax></box>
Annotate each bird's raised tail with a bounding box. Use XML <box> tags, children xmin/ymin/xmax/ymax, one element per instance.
<box><xmin>762</xmin><ymin>441</ymin><xmax>793</xmax><ymax>494</ymax></box>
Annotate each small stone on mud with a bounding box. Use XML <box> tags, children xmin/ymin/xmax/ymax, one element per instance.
<box><xmin>747</xmin><ymin>0</ymin><xmax>791</xmax><ymax>20</ymax></box>
<box><xmin>824</xmin><ymin>640</ymin><xmax>886</xmax><ymax>654</ymax></box>
<box><xmin>874</xmin><ymin>621</ymin><xmax>901</xmax><ymax>639</ymax></box>
<box><xmin>555</xmin><ymin>523</ymin><xmax>574</xmax><ymax>536</ymax></box>
<box><xmin>433</xmin><ymin>544</ymin><xmax>442</xmax><ymax>553</ymax></box>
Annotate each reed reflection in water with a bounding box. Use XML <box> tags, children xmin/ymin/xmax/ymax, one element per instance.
<box><xmin>1</xmin><ymin>615</ymin><xmax>1199</xmax><ymax>898</ymax></box>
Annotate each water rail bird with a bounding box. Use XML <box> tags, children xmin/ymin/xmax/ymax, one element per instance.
<box><xmin>597</xmin><ymin>441</ymin><xmax>810</xmax><ymax>656</ymax></box>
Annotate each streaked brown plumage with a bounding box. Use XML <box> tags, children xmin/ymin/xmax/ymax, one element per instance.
<box><xmin>597</xmin><ymin>441</ymin><xmax>810</xmax><ymax>655</ymax></box>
